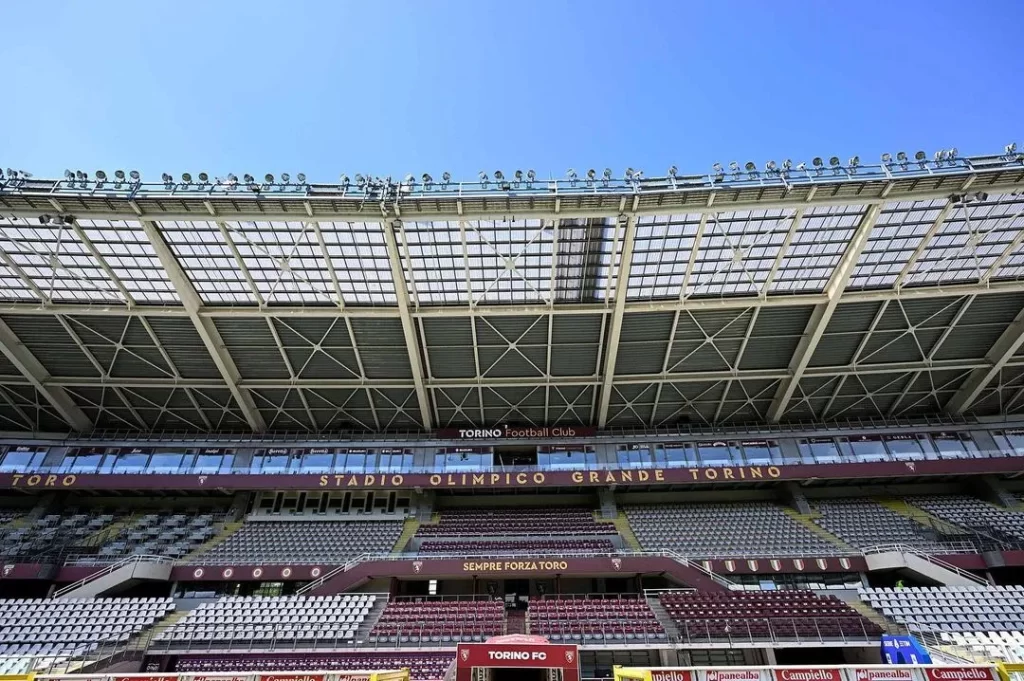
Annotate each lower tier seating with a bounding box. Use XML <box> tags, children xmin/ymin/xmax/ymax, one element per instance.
<box><xmin>860</xmin><ymin>585</ymin><xmax>1024</xmax><ymax>632</ymax></box>
<box><xmin>659</xmin><ymin>590</ymin><xmax>882</xmax><ymax>641</ymax></box>
<box><xmin>936</xmin><ymin>630</ymin><xmax>1024</xmax><ymax>664</ymax></box>
<box><xmin>369</xmin><ymin>599</ymin><xmax>504</xmax><ymax>644</ymax></box>
<box><xmin>154</xmin><ymin>594</ymin><xmax>376</xmax><ymax>645</ymax></box>
<box><xmin>528</xmin><ymin>596</ymin><xmax>665</xmax><ymax>642</ymax></box>
<box><xmin>0</xmin><ymin>597</ymin><xmax>173</xmax><ymax>657</ymax></box>
<box><xmin>176</xmin><ymin>653</ymin><xmax>454</xmax><ymax>681</ymax></box>
<box><xmin>417</xmin><ymin>539</ymin><xmax>614</xmax><ymax>554</ymax></box>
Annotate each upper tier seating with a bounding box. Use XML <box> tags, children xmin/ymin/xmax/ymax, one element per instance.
<box><xmin>625</xmin><ymin>502</ymin><xmax>840</xmax><ymax>557</ymax></box>
<box><xmin>528</xmin><ymin>596</ymin><xmax>665</xmax><ymax>642</ymax></box>
<box><xmin>417</xmin><ymin>539</ymin><xmax>614</xmax><ymax>554</ymax></box>
<box><xmin>417</xmin><ymin>508</ymin><xmax>615</xmax><ymax>537</ymax></box>
<box><xmin>154</xmin><ymin>594</ymin><xmax>376</xmax><ymax>645</ymax></box>
<box><xmin>812</xmin><ymin>499</ymin><xmax>965</xmax><ymax>553</ymax></box>
<box><xmin>908</xmin><ymin>495</ymin><xmax>1024</xmax><ymax>544</ymax></box>
<box><xmin>187</xmin><ymin>520</ymin><xmax>402</xmax><ymax>564</ymax></box>
<box><xmin>0</xmin><ymin>510</ymin><xmax>22</xmax><ymax>525</ymax></box>
<box><xmin>0</xmin><ymin>597</ymin><xmax>173</xmax><ymax>657</ymax></box>
<box><xmin>368</xmin><ymin>599</ymin><xmax>504</xmax><ymax>644</ymax></box>
<box><xmin>1</xmin><ymin>510</ymin><xmax>121</xmax><ymax>559</ymax></box>
<box><xmin>82</xmin><ymin>511</ymin><xmax>225</xmax><ymax>563</ymax></box>
<box><xmin>860</xmin><ymin>585</ymin><xmax>1024</xmax><ymax>633</ymax></box>
<box><xmin>659</xmin><ymin>591</ymin><xmax>882</xmax><ymax>641</ymax></box>
<box><xmin>177</xmin><ymin>653</ymin><xmax>454</xmax><ymax>681</ymax></box>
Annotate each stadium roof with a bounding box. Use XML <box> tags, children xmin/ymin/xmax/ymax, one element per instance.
<box><xmin>1</xmin><ymin>151</ymin><xmax>1024</xmax><ymax>436</ymax></box>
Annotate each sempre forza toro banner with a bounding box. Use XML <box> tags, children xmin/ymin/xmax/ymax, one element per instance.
<box><xmin>612</xmin><ymin>667</ymin><xmax>999</xmax><ymax>681</ymax></box>
<box><xmin>5</xmin><ymin>456</ymin><xmax>1023</xmax><ymax>491</ymax></box>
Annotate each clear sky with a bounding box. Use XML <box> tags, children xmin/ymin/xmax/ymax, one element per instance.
<box><xmin>1</xmin><ymin>0</ymin><xmax>1021</xmax><ymax>184</ymax></box>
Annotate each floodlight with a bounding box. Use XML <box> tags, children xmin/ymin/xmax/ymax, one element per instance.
<box><xmin>180</xmin><ymin>173</ymin><xmax>191</xmax><ymax>184</ymax></box>
<box><xmin>526</xmin><ymin>169</ymin><xmax>536</xmax><ymax>182</ymax></box>
<box><xmin>729</xmin><ymin>161</ymin><xmax>740</xmax><ymax>177</ymax></box>
<box><xmin>812</xmin><ymin>157</ymin><xmax>823</xmax><ymax>167</ymax></box>
<box><xmin>796</xmin><ymin>162</ymin><xmax>806</xmax><ymax>172</ymax></box>
<box><xmin>296</xmin><ymin>173</ymin><xmax>306</xmax><ymax>183</ymax></box>
<box><xmin>633</xmin><ymin>169</ymin><xmax>643</xmax><ymax>180</ymax></box>
<box><xmin>668</xmin><ymin>165</ymin><xmax>677</xmax><ymax>178</ymax></box>
<box><xmin>934</xmin><ymin>150</ymin><xmax>946</xmax><ymax>165</ymax></box>
<box><xmin>355</xmin><ymin>174</ymin><xmax>366</xmax><ymax>188</ymax></box>
<box><xmin>161</xmin><ymin>173</ymin><xmax>172</xmax><ymax>182</ymax></box>
<box><xmin>849</xmin><ymin>156</ymin><xmax>859</xmax><ymax>167</ymax></box>
<box><xmin>442</xmin><ymin>171</ymin><xmax>452</xmax><ymax>184</ymax></box>
<box><xmin>339</xmin><ymin>174</ymin><xmax>350</xmax><ymax>188</ymax></box>
<box><xmin>947</xmin><ymin>148</ymin><xmax>958</xmax><ymax>163</ymax></box>
<box><xmin>896</xmin><ymin>151</ymin><xmax>907</xmax><ymax>162</ymax></box>
<box><xmin>243</xmin><ymin>174</ymin><xmax>255</xmax><ymax>184</ymax></box>
<box><xmin>95</xmin><ymin>170</ymin><xmax>107</xmax><ymax>181</ymax></box>
<box><xmin>624</xmin><ymin>167</ymin><xmax>635</xmax><ymax>181</ymax></box>
<box><xmin>198</xmin><ymin>172</ymin><xmax>209</xmax><ymax>182</ymax></box>
<box><xmin>782</xmin><ymin>159</ymin><xmax>792</xmax><ymax>171</ymax></box>
<box><xmin>587</xmin><ymin>168</ymin><xmax>596</xmax><ymax>180</ymax></box>
<box><xmin>1006</xmin><ymin>142</ymin><xmax>1017</xmax><ymax>157</ymax></box>
<box><xmin>828</xmin><ymin>157</ymin><xmax>840</xmax><ymax>168</ymax></box>
<box><xmin>62</xmin><ymin>215</ymin><xmax>74</xmax><ymax>224</ymax></box>
<box><xmin>265</xmin><ymin>174</ymin><xmax>274</xmax><ymax>184</ymax></box>
<box><xmin>404</xmin><ymin>174</ymin><xmax>415</xmax><ymax>184</ymax></box>
<box><xmin>602</xmin><ymin>168</ymin><xmax>612</xmax><ymax>180</ymax></box>
<box><xmin>129</xmin><ymin>170</ymin><xmax>141</xmax><ymax>181</ymax></box>
<box><xmin>280</xmin><ymin>173</ymin><xmax>290</xmax><ymax>183</ymax></box>
<box><xmin>38</xmin><ymin>214</ymin><xmax>51</xmax><ymax>224</ymax></box>
<box><xmin>479</xmin><ymin>171</ymin><xmax>489</xmax><ymax>188</ymax></box>
<box><xmin>765</xmin><ymin>160</ymin><xmax>777</xmax><ymax>173</ymax></box>
<box><xmin>744</xmin><ymin>162</ymin><xmax>756</xmax><ymax>171</ymax></box>
<box><xmin>950</xmin><ymin>194</ymin><xmax>962</xmax><ymax>205</ymax></box>
<box><xmin>881</xmin><ymin>153</ymin><xmax>892</xmax><ymax>164</ymax></box>
<box><xmin>64</xmin><ymin>169</ymin><xmax>74</xmax><ymax>180</ymax></box>
<box><xmin>567</xmin><ymin>168</ymin><xmax>578</xmax><ymax>185</ymax></box>
<box><xmin>514</xmin><ymin>170</ymin><xmax>523</xmax><ymax>183</ymax></box>
<box><xmin>976</xmin><ymin>192</ymin><xmax>989</xmax><ymax>201</ymax></box>
<box><xmin>712</xmin><ymin>163</ymin><xmax>725</xmax><ymax>182</ymax></box>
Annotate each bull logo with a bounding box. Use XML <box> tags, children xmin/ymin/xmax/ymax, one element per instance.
<box><xmin>413</xmin><ymin>561</ymin><xmax>424</xmax><ymax>574</ymax></box>
<box><xmin>2</xmin><ymin>564</ymin><xmax>14</xmax><ymax>578</ymax></box>
<box><xmin>611</xmin><ymin>558</ymin><xmax>622</xmax><ymax>571</ymax></box>
<box><xmin>198</xmin><ymin>475</ymin><xmax>208</xmax><ymax>485</ymax></box>
<box><xmin>565</xmin><ymin>651</ymin><xmax>575</xmax><ymax>664</ymax></box>
<box><xmin>460</xmin><ymin>649</ymin><xmax>470</xmax><ymax>662</ymax></box>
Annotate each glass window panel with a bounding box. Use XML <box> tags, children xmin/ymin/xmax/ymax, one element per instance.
<box><xmin>740</xmin><ymin>440</ymin><xmax>781</xmax><ymax>465</ymax></box>
<box><xmin>147</xmin><ymin>452</ymin><xmax>184</xmax><ymax>473</ymax></box>
<box><xmin>803</xmin><ymin>438</ymin><xmax>841</xmax><ymax>463</ymax></box>
<box><xmin>846</xmin><ymin>437</ymin><xmax>887</xmax><ymax>462</ymax></box>
<box><xmin>301</xmin><ymin>450</ymin><xmax>335</xmax><ymax>472</ymax></box>
<box><xmin>884</xmin><ymin>435</ymin><xmax>924</xmax><ymax>461</ymax></box>
<box><xmin>113</xmin><ymin>451</ymin><xmax>150</xmax><ymax>472</ymax></box>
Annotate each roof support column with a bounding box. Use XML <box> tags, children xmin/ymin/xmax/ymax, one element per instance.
<box><xmin>767</xmin><ymin>203</ymin><xmax>883</xmax><ymax>422</ymax></box>
<box><xmin>945</xmin><ymin>305</ymin><xmax>1024</xmax><ymax>414</ymax></box>
<box><xmin>382</xmin><ymin>219</ymin><xmax>433</xmax><ymax>430</ymax></box>
<box><xmin>0</xmin><ymin>318</ymin><xmax>91</xmax><ymax>431</ymax></box>
<box><xmin>597</xmin><ymin>209</ymin><xmax>638</xmax><ymax>427</ymax></box>
<box><xmin>139</xmin><ymin>220</ymin><xmax>266</xmax><ymax>431</ymax></box>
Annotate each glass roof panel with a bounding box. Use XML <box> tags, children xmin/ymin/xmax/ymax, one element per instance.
<box><xmin>770</xmin><ymin>205</ymin><xmax>861</xmax><ymax>294</ymax></box>
<box><xmin>402</xmin><ymin>219</ymin><xmax>556</xmax><ymax>305</ymax></box>
<box><xmin>904</xmin><ymin>193</ymin><xmax>1024</xmax><ymax>286</ymax></box>
<box><xmin>849</xmin><ymin>199</ymin><xmax>944</xmax><ymax>290</ymax></box>
<box><xmin>159</xmin><ymin>220</ymin><xmax>260</xmax><ymax>305</ymax></box>
<box><xmin>77</xmin><ymin>220</ymin><xmax>179</xmax><ymax>303</ymax></box>
<box><xmin>687</xmin><ymin>208</ymin><xmax>795</xmax><ymax>298</ymax></box>
<box><xmin>318</xmin><ymin>221</ymin><xmax>396</xmax><ymax>305</ymax></box>
<box><xmin>0</xmin><ymin>217</ymin><xmax>126</xmax><ymax>303</ymax></box>
<box><xmin>552</xmin><ymin>218</ymin><xmax>616</xmax><ymax>303</ymax></box>
<box><xmin>627</xmin><ymin>213</ymin><xmax>701</xmax><ymax>300</ymax></box>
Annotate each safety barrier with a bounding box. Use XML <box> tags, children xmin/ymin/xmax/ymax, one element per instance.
<box><xmin>613</xmin><ymin>665</ymin><xmax>1001</xmax><ymax>681</ymax></box>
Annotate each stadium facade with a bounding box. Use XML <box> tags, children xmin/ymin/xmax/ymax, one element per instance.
<box><xmin>1</xmin><ymin>149</ymin><xmax>1024</xmax><ymax>681</ymax></box>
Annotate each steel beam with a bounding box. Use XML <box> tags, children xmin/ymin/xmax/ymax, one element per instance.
<box><xmin>381</xmin><ymin>219</ymin><xmax>433</xmax><ymax>429</ymax></box>
<box><xmin>597</xmin><ymin>212</ymin><xmax>638</xmax><ymax>427</ymax></box>
<box><xmin>139</xmin><ymin>220</ymin><xmax>267</xmax><ymax>431</ymax></box>
<box><xmin>767</xmin><ymin>203</ymin><xmax>883</xmax><ymax>421</ymax></box>
<box><xmin>0</xmin><ymin>318</ymin><xmax>91</xmax><ymax>430</ymax></box>
<box><xmin>946</xmin><ymin>304</ymin><xmax>1024</xmax><ymax>414</ymax></box>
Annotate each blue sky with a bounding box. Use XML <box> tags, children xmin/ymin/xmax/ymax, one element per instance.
<box><xmin>1</xmin><ymin>0</ymin><xmax>1021</xmax><ymax>184</ymax></box>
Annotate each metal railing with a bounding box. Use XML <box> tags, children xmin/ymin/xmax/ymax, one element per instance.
<box><xmin>863</xmin><ymin>544</ymin><xmax>990</xmax><ymax>585</ymax></box>
<box><xmin>53</xmin><ymin>554</ymin><xmax>173</xmax><ymax>597</ymax></box>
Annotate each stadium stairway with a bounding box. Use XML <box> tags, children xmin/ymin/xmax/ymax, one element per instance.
<box><xmin>179</xmin><ymin>519</ymin><xmax>244</xmax><ymax>562</ymax></box>
<box><xmin>842</xmin><ymin>597</ymin><xmax>903</xmax><ymax>635</ymax></box>
<box><xmin>393</xmin><ymin>517</ymin><xmax>420</xmax><ymax>554</ymax></box>
<box><xmin>781</xmin><ymin>507</ymin><xmax>855</xmax><ymax>552</ymax></box>
<box><xmin>610</xmin><ymin>511</ymin><xmax>642</xmax><ymax>550</ymax></box>
<box><xmin>877</xmin><ymin>498</ymin><xmax>970</xmax><ymax>536</ymax></box>
<box><xmin>645</xmin><ymin>596</ymin><xmax>683</xmax><ymax>640</ymax></box>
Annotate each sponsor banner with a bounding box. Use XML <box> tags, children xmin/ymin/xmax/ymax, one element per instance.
<box><xmin>771</xmin><ymin>669</ymin><xmax>842</xmax><ymax>681</ymax></box>
<box><xmin>259</xmin><ymin>676</ymin><xmax>326</xmax><ymax>681</ymax></box>
<box><xmin>5</xmin><ymin>456</ymin><xmax>1022</xmax><ymax>491</ymax></box>
<box><xmin>701</xmin><ymin>669</ymin><xmax>767</xmax><ymax>681</ymax></box>
<box><xmin>181</xmin><ymin>676</ymin><xmax>254</xmax><ymax>681</ymax></box>
<box><xmin>850</xmin><ymin>669</ymin><xmax>914</xmax><ymax>681</ymax></box>
<box><xmin>923</xmin><ymin>669</ymin><xmax>997</xmax><ymax>681</ymax></box>
<box><xmin>112</xmin><ymin>677</ymin><xmax>178</xmax><ymax>681</ymax></box>
<box><xmin>457</xmin><ymin>643</ymin><xmax>579</xmax><ymax>669</ymax></box>
<box><xmin>651</xmin><ymin>671</ymin><xmax>695</xmax><ymax>681</ymax></box>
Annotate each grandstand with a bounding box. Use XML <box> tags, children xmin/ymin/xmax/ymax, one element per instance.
<box><xmin>1</xmin><ymin>149</ymin><xmax>1024</xmax><ymax>680</ymax></box>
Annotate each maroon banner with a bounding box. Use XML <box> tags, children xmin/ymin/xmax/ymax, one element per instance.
<box><xmin>923</xmin><ymin>670</ymin><xmax>998</xmax><ymax>681</ymax></box>
<box><xmin>652</xmin><ymin>672</ymin><xmax>696</xmax><ymax>681</ymax></box>
<box><xmin>851</xmin><ymin>670</ymin><xmax>915</xmax><ymax>681</ymax></box>
<box><xmin>455</xmin><ymin>636</ymin><xmax>579</xmax><ymax>681</ymax></box>
<box><xmin>435</xmin><ymin>426</ymin><xmax>597</xmax><ymax>439</ymax></box>
<box><xmin>4</xmin><ymin>457</ymin><xmax>1022</xmax><ymax>491</ymax></box>
<box><xmin>772</xmin><ymin>670</ymin><xmax>843</xmax><ymax>681</ymax></box>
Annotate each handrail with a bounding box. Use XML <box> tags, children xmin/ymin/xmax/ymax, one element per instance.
<box><xmin>53</xmin><ymin>554</ymin><xmax>173</xmax><ymax>598</ymax></box>
<box><xmin>863</xmin><ymin>544</ymin><xmax>989</xmax><ymax>585</ymax></box>
<box><xmin>295</xmin><ymin>553</ymin><xmax>370</xmax><ymax>594</ymax></box>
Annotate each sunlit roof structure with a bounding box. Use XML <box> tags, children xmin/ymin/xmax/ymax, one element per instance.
<box><xmin>1</xmin><ymin>148</ymin><xmax>1023</xmax><ymax>434</ymax></box>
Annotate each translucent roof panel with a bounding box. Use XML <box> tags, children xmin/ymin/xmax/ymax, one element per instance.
<box><xmin>849</xmin><ymin>199</ymin><xmax>945</xmax><ymax>290</ymax></box>
<box><xmin>403</xmin><ymin>219</ymin><xmax>564</xmax><ymax>305</ymax></box>
<box><xmin>77</xmin><ymin>220</ymin><xmax>179</xmax><ymax>304</ymax></box>
<box><xmin>159</xmin><ymin>220</ymin><xmax>260</xmax><ymax>304</ymax></box>
<box><xmin>0</xmin><ymin>218</ymin><xmax>126</xmax><ymax>303</ymax></box>
<box><xmin>686</xmin><ymin>209</ymin><xmax>795</xmax><ymax>298</ymax></box>
<box><xmin>0</xmin><ymin>261</ymin><xmax>39</xmax><ymax>301</ymax></box>
<box><xmin>903</xmin><ymin>193</ymin><xmax>1024</xmax><ymax>287</ymax></box>
<box><xmin>627</xmin><ymin>213</ymin><xmax>701</xmax><ymax>300</ymax></box>
<box><xmin>552</xmin><ymin>218</ymin><xmax>617</xmax><ymax>303</ymax></box>
<box><xmin>317</xmin><ymin>221</ymin><xmax>396</xmax><ymax>304</ymax></box>
<box><xmin>769</xmin><ymin>205</ymin><xmax>861</xmax><ymax>294</ymax></box>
